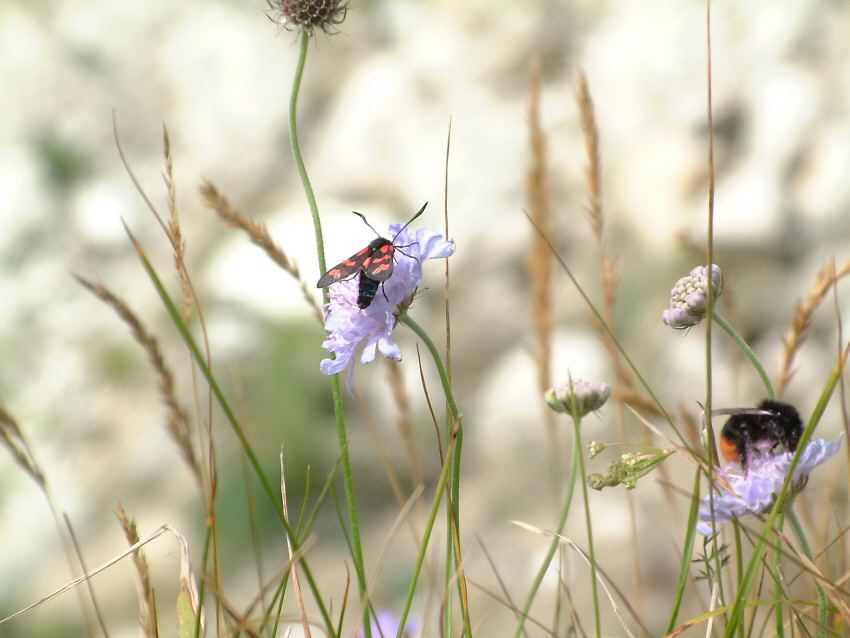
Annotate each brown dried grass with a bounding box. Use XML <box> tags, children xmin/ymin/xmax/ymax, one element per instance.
<box><xmin>526</xmin><ymin>61</ymin><xmax>555</xmax><ymax>435</ymax></box>
<box><xmin>577</xmin><ymin>70</ymin><xmax>646</xmax><ymax>619</ymax></box>
<box><xmin>75</xmin><ymin>276</ymin><xmax>201</xmax><ymax>485</ymax></box>
<box><xmin>116</xmin><ymin>504</ymin><xmax>158</xmax><ymax>638</ymax></box>
<box><xmin>199</xmin><ymin>181</ymin><xmax>323</xmax><ymax>324</ymax></box>
<box><xmin>0</xmin><ymin>404</ymin><xmax>44</xmax><ymax>485</ymax></box>
<box><xmin>161</xmin><ymin>126</ymin><xmax>193</xmax><ymax>321</ymax></box>
<box><xmin>776</xmin><ymin>258</ymin><xmax>850</xmax><ymax>397</ymax></box>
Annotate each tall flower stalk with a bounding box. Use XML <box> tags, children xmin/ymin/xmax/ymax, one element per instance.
<box><xmin>514</xmin><ymin>379</ymin><xmax>609</xmax><ymax>637</ymax></box>
<box><xmin>287</xmin><ymin>29</ymin><xmax>371</xmax><ymax>637</ymax></box>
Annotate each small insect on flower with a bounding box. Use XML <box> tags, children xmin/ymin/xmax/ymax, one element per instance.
<box><xmin>317</xmin><ymin>203</ymin><xmax>427</xmax><ymax>309</ymax></box>
<box><xmin>718</xmin><ymin>399</ymin><xmax>803</xmax><ymax>471</ymax></box>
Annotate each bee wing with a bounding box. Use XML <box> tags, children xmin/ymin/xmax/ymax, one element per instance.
<box><xmin>316</xmin><ymin>245</ymin><xmax>373</xmax><ymax>288</ymax></box>
<box><xmin>362</xmin><ymin>242</ymin><xmax>395</xmax><ymax>282</ymax></box>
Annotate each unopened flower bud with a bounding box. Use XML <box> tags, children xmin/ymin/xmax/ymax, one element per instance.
<box><xmin>662</xmin><ymin>264</ymin><xmax>722</xmax><ymax>329</ymax></box>
<box><xmin>545</xmin><ymin>379</ymin><xmax>611</xmax><ymax>417</ymax></box>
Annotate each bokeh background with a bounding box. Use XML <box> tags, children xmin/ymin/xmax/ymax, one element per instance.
<box><xmin>2</xmin><ymin>0</ymin><xmax>849</xmax><ymax>635</ymax></box>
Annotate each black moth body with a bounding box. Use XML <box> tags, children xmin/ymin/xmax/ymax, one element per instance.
<box><xmin>316</xmin><ymin>202</ymin><xmax>428</xmax><ymax>310</ymax></box>
<box><xmin>357</xmin><ymin>273</ymin><xmax>381</xmax><ymax>309</ymax></box>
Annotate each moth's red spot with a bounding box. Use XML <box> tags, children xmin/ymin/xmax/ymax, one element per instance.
<box><xmin>371</xmin><ymin>263</ymin><xmax>391</xmax><ymax>274</ymax></box>
<box><xmin>330</xmin><ymin>268</ymin><xmax>341</xmax><ymax>277</ymax></box>
<box><xmin>343</xmin><ymin>259</ymin><xmax>357</xmax><ymax>267</ymax></box>
<box><xmin>370</xmin><ymin>254</ymin><xmax>391</xmax><ymax>263</ymax></box>
<box><xmin>379</xmin><ymin>244</ymin><xmax>393</xmax><ymax>254</ymax></box>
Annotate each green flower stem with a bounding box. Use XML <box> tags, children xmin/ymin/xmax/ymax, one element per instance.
<box><xmin>513</xmin><ymin>420</ymin><xmax>580</xmax><ymax>638</ymax></box>
<box><xmin>711</xmin><ymin>310</ymin><xmax>775</xmax><ymax>399</ymax></box>
<box><xmin>787</xmin><ymin>508</ymin><xmax>826</xmax><ymax>638</ymax></box>
<box><xmin>289</xmin><ymin>30</ymin><xmax>369</xmax><ymax>637</ymax></box>
<box><xmin>290</xmin><ymin>33</ymin><xmax>327</xmax><ymax>275</ymax></box>
<box><xmin>571</xmin><ymin>414</ymin><xmax>601</xmax><ymax>638</ymax></box>
<box><xmin>397</xmin><ymin>313</ymin><xmax>472</xmax><ymax>637</ymax></box>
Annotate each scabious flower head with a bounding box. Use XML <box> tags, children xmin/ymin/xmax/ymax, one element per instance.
<box><xmin>320</xmin><ymin>223</ymin><xmax>454</xmax><ymax>390</ymax></box>
<box><xmin>662</xmin><ymin>264</ymin><xmax>722</xmax><ymax>329</ymax></box>
<box><xmin>353</xmin><ymin>609</ymin><xmax>415</xmax><ymax>638</ymax></box>
<box><xmin>545</xmin><ymin>378</ymin><xmax>611</xmax><ymax>417</ymax></box>
<box><xmin>268</xmin><ymin>0</ymin><xmax>347</xmax><ymax>35</ymax></box>
<box><xmin>696</xmin><ymin>436</ymin><xmax>842</xmax><ymax>535</ymax></box>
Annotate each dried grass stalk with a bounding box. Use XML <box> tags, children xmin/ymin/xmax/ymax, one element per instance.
<box><xmin>526</xmin><ymin>61</ymin><xmax>554</xmax><ymax>434</ymax></box>
<box><xmin>578</xmin><ymin>72</ymin><xmax>648</xmax><ymax>619</ymax></box>
<box><xmin>161</xmin><ymin>126</ymin><xmax>193</xmax><ymax>321</ymax></box>
<box><xmin>75</xmin><ymin>276</ymin><xmax>201</xmax><ymax>485</ymax></box>
<box><xmin>776</xmin><ymin>258</ymin><xmax>850</xmax><ymax>397</ymax></box>
<box><xmin>279</xmin><ymin>450</ymin><xmax>311</xmax><ymax>638</ymax></box>
<box><xmin>116</xmin><ymin>504</ymin><xmax>158</xmax><ymax>637</ymax></box>
<box><xmin>578</xmin><ymin>71</ymin><xmax>603</xmax><ymax>245</ymax></box>
<box><xmin>199</xmin><ymin>181</ymin><xmax>323</xmax><ymax>323</ymax></box>
<box><xmin>0</xmin><ymin>405</ymin><xmax>44</xmax><ymax>485</ymax></box>
<box><xmin>577</xmin><ymin>71</ymin><xmax>627</xmax><ymax>384</ymax></box>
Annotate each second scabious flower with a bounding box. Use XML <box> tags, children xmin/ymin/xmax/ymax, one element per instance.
<box><xmin>320</xmin><ymin>223</ymin><xmax>455</xmax><ymax>389</ymax></box>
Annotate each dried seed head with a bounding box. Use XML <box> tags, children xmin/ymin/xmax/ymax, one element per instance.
<box><xmin>587</xmin><ymin>448</ymin><xmax>673</xmax><ymax>491</ymax></box>
<box><xmin>269</xmin><ymin>0</ymin><xmax>347</xmax><ymax>35</ymax></box>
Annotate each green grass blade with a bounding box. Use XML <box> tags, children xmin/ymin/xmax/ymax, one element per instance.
<box><xmin>125</xmin><ymin>227</ymin><xmax>336</xmax><ymax>636</ymax></box>
<box><xmin>666</xmin><ymin>470</ymin><xmax>701</xmax><ymax>633</ymax></box>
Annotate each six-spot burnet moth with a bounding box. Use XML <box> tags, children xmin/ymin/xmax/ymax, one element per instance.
<box><xmin>316</xmin><ymin>202</ymin><xmax>427</xmax><ymax>309</ymax></box>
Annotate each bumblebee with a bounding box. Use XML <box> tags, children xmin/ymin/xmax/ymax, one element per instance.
<box><xmin>719</xmin><ymin>399</ymin><xmax>803</xmax><ymax>470</ymax></box>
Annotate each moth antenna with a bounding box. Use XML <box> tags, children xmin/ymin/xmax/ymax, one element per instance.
<box><xmin>352</xmin><ymin>211</ymin><xmax>383</xmax><ymax>238</ymax></box>
<box><xmin>391</xmin><ymin>201</ymin><xmax>428</xmax><ymax>242</ymax></box>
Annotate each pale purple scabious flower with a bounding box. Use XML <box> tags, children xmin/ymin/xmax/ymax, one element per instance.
<box><xmin>320</xmin><ymin>223</ymin><xmax>455</xmax><ymax>390</ymax></box>
<box><xmin>696</xmin><ymin>436</ymin><xmax>842</xmax><ymax>535</ymax></box>
<box><xmin>662</xmin><ymin>264</ymin><xmax>722</xmax><ymax>329</ymax></box>
<box><xmin>353</xmin><ymin>609</ymin><xmax>416</xmax><ymax>638</ymax></box>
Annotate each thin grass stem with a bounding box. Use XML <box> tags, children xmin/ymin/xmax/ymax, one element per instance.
<box><xmin>665</xmin><ymin>470</ymin><xmax>701</xmax><ymax>633</ymax></box>
<box><xmin>397</xmin><ymin>312</ymin><xmax>472</xmax><ymax>636</ymax></box>
<box><xmin>787</xmin><ymin>508</ymin><xmax>827</xmax><ymax>638</ymax></box>
<box><xmin>395</xmin><ymin>428</ymin><xmax>459</xmax><ymax>638</ymax></box>
<box><xmin>512</xmin><ymin>419</ymin><xmax>580</xmax><ymax>638</ymax></box>
<box><xmin>773</xmin><ymin>515</ymin><xmax>785</xmax><ymax>638</ymax></box>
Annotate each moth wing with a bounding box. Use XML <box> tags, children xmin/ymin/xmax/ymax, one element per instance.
<box><xmin>362</xmin><ymin>243</ymin><xmax>395</xmax><ymax>282</ymax></box>
<box><xmin>316</xmin><ymin>245</ymin><xmax>373</xmax><ymax>288</ymax></box>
